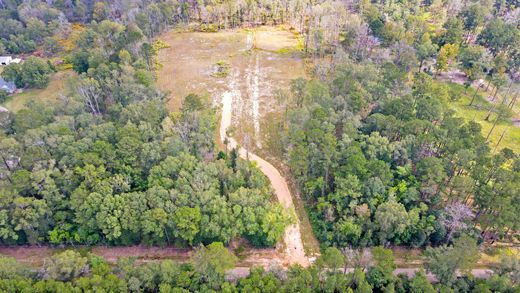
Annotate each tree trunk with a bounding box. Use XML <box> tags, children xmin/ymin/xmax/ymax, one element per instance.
<box><xmin>508</xmin><ymin>92</ymin><xmax>518</xmax><ymax>108</ymax></box>
<box><xmin>485</xmin><ymin>116</ymin><xmax>499</xmax><ymax>141</ymax></box>
<box><xmin>485</xmin><ymin>80</ymin><xmax>491</xmax><ymax>92</ymax></box>
<box><xmin>493</xmin><ymin>129</ymin><xmax>507</xmax><ymax>153</ymax></box>
<box><xmin>484</xmin><ymin>94</ymin><xmax>505</xmax><ymax>121</ymax></box>
<box><xmin>469</xmin><ymin>83</ymin><xmax>481</xmax><ymax>106</ymax></box>
<box><xmin>491</xmin><ymin>86</ymin><xmax>499</xmax><ymax>102</ymax></box>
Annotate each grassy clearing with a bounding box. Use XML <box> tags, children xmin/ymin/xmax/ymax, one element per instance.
<box><xmin>2</xmin><ymin>70</ymin><xmax>73</xmax><ymax>112</ymax></box>
<box><xmin>245</xmin><ymin>26</ymin><xmax>303</xmax><ymax>54</ymax></box>
<box><xmin>156</xmin><ymin>30</ymin><xmax>246</xmax><ymax>111</ymax></box>
<box><xmin>446</xmin><ymin>82</ymin><xmax>520</xmax><ymax>153</ymax></box>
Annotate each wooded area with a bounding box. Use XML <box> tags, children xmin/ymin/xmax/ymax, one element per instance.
<box><xmin>0</xmin><ymin>0</ymin><xmax>519</xmax><ymax>292</ymax></box>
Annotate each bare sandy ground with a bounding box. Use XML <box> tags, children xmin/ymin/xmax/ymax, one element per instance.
<box><xmin>221</xmin><ymin>90</ymin><xmax>309</xmax><ymax>267</ymax></box>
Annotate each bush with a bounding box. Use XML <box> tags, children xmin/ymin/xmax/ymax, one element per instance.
<box><xmin>211</xmin><ymin>60</ymin><xmax>230</xmax><ymax>78</ymax></box>
<box><xmin>1</xmin><ymin>57</ymin><xmax>54</xmax><ymax>89</ymax></box>
<box><xmin>0</xmin><ymin>90</ymin><xmax>8</xmax><ymax>103</ymax></box>
<box><xmin>199</xmin><ymin>23</ymin><xmax>219</xmax><ymax>32</ymax></box>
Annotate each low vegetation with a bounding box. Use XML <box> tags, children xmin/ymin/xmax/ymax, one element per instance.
<box><xmin>1</xmin><ymin>57</ymin><xmax>55</xmax><ymax>89</ymax></box>
<box><xmin>0</xmin><ymin>0</ymin><xmax>519</xmax><ymax>291</ymax></box>
<box><xmin>1</xmin><ymin>246</ymin><xmax>519</xmax><ymax>292</ymax></box>
<box><xmin>211</xmin><ymin>60</ymin><xmax>231</xmax><ymax>78</ymax></box>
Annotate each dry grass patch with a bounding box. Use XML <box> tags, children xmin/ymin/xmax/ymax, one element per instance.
<box><xmin>156</xmin><ymin>31</ymin><xmax>247</xmax><ymax>111</ymax></box>
<box><xmin>2</xmin><ymin>70</ymin><xmax>74</xmax><ymax>112</ymax></box>
<box><xmin>253</xmin><ymin>27</ymin><xmax>302</xmax><ymax>52</ymax></box>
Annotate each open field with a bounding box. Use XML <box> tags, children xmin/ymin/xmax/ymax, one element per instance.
<box><xmin>1</xmin><ymin>70</ymin><xmax>73</xmax><ymax>112</ymax></box>
<box><xmin>156</xmin><ymin>27</ymin><xmax>317</xmax><ymax>259</ymax></box>
<box><xmin>252</xmin><ymin>26</ymin><xmax>303</xmax><ymax>52</ymax></box>
<box><xmin>156</xmin><ymin>26</ymin><xmax>304</xmax><ymax>112</ymax></box>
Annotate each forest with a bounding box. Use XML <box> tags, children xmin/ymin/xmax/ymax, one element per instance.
<box><xmin>0</xmin><ymin>0</ymin><xmax>519</xmax><ymax>292</ymax></box>
<box><xmin>0</xmin><ymin>1</ymin><xmax>293</xmax><ymax>247</ymax></box>
<box><xmin>0</xmin><ymin>245</ymin><xmax>519</xmax><ymax>292</ymax></box>
<box><xmin>279</xmin><ymin>0</ymin><xmax>520</xmax><ymax>250</ymax></box>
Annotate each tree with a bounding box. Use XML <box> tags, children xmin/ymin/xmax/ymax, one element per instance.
<box><xmin>441</xmin><ymin>202</ymin><xmax>475</xmax><ymax>242</ymax></box>
<box><xmin>408</xmin><ymin>270</ymin><xmax>435</xmax><ymax>293</ymax></box>
<box><xmin>0</xmin><ymin>256</ymin><xmax>31</xmax><ymax>279</ymax></box>
<box><xmin>424</xmin><ymin>234</ymin><xmax>480</xmax><ymax>285</ymax></box>
<box><xmin>260</xmin><ymin>204</ymin><xmax>292</xmax><ymax>247</ymax></box>
<box><xmin>11</xmin><ymin>197</ymin><xmax>48</xmax><ymax>244</ymax></box>
<box><xmin>20</xmin><ymin>57</ymin><xmax>54</xmax><ymax>88</ymax></box>
<box><xmin>415</xmin><ymin>33</ymin><xmax>438</xmax><ymax>71</ymax></box>
<box><xmin>392</xmin><ymin>40</ymin><xmax>418</xmax><ymax>72</ymax></box>
<box><xmin>192</xmin><ymin>242</ymin><xmax>237</xmax><ymax>289</ymax></box>
<box><xmin>317</xmin><ymin>247</ymin><xmax>345</xmax><ymax>271</ymax></box>
<box><xmin>478</xmin><ymin>19</ymin><xmax>520</xmax><ymax>56</ymax></box>
<box><xmin>458</xmin><ymin>45</ymin><xmax>488</xmax><ymax>91</ymax></box>
<box><xmin>173</xmin><ymin>206</ymin><xmax>201</xmax><ymax>245</ymax></box>
<box><xmin>439</xmin><ymin>18</ymin><xmax>464</xmax><ymax>46</ymax></box>
<box><xmin>1</xmin><ymin>57</ymin><xmax>54</xmax><ymax>88</ymax></box>
<box><xmin>92</xmin><ymin>2</ymin><xmax>108</xmax><ymax>22</ymax></box>
<box><xmin>367</xmin><ymin>247</ymin><xmax>396</xmax><ymax>290</ymax></box>
<box><xmin>39</xmin><ymin>250</ymin><xmax>89</xmax><ymax>282</ymax></box>
<box><xmin>374</xmin><ymin>197</ymin><xmax>410</xmax><ymax>245</ymax></box>
<box><xmin>436</xmin><ymin>43</ymin><xmax>459</xmax><ymax>76</ymax></box>
<box><xmin>1</xmin><ymin>63</ymin><xmax>23</xmax><ymax>88</ymax></box>
<box><xmin>495</xmin><ymin>252</ymin><xmax>520</xmax><ymax>285</ymax></box>
<box><xmin>460</xmin><ymin>4</ymin><xmax>488</xmax><ymax>38</ymax></box>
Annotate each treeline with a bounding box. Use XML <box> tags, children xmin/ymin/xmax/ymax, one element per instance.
<box><xmin>0</xmin><ymin>0</ymin><xmax>346</xmax><ymax>93</ymax></box>
<box><xmin>0</xmin><ymin>1</ymin><xmax>71</xmax><ymax>55</ymax></box>
<box><xmin>267</xmin><ymin>0</ymin><xmax>520</xmax><ymax>250</ymax></box>
<box><xmin>0</xmin><ymin>2</ymin><xmax>291</xmax><ymax>246</ymax></box>
<box><xmin>0</xmin><ymin>244</ymin><xmax>519</xmax><ymax>292</ymax></box>
<box><xmin>0</xmin><ymin>0</ymin><xmax>349</xmax><ymax>56</ymax></box>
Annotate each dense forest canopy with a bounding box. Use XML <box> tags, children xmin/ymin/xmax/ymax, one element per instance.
<box><xmin>0</xmin><ymin>0</ymin><xmax>294</xmax><ymax>247</ymax></box>
<box><xmin>0</xmin><ymin>246</ymin><xmax>519</xmax><ymax>292</ymax></box>
<box><xmin>248</xmin><ymin>0</ymin><xmax>520</xmax><ymax>249</ymax></box>
<box><xmin>0</xmin><ymin>0</ymin><xmax>519</xmax><ymax>291</ymax></box>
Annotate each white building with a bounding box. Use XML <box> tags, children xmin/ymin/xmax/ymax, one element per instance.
<box><xmin>0</xmin><ymin>56</ymin><xmax>13</xmax><ymax>65</ymax></box>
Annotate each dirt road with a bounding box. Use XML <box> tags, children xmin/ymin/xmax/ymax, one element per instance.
<box><xmin>229</xmin><ymin>267</ymin><xmax>494</xmax><ymax>282</ymax></box>
<box><xmin>220</xmin><ymin>90</ymin><xmax>309</xmax><ymax>267</ymax></box>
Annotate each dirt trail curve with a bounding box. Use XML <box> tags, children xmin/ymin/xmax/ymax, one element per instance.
<box><xmin>220</xmin><ymin>91</ymin><xmax>310</xmax><ymax>267</ymax></box>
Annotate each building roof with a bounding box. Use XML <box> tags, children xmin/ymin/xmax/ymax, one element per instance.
<box><xmin>0</xmin><ymin>56</ymin><xmax>12</xmax><ymax>63</ymax></box>
<box><xmin>0</xmin><ymin>78</ymin><xmax>16</xmax><ymax>93</ymax></box>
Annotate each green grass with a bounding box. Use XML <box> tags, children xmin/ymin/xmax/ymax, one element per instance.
<box><xmin>445</xmin><ymin>82</ymin><xmax>520</xmax><ymax>153</ymax></box>
<box><xmin>1</xmin><ymin>70</ymin><xmax>72</xmax><ymax>112</ymax></box>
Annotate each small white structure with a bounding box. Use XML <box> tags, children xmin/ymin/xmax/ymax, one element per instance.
<box><xmin>11</xmin><ymin>58</ymin><xmax>21</xmax><ymax>64</ymax></box>
<box><xmin>0</xmin><ymin>56</ymin><xmax>13</xmax><ymax>65</ymax></box>
<box><xmin>0</xmin><ymin>78</ymin><xmax>16</xmax><ymax>93</ymax></box>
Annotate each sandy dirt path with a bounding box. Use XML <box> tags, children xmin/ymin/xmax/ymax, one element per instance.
<box><xmin>220</xmin><ymin>90</ymin><xmax>309</xmax><ymax>267</ymax></box>
<box><xmin>230</xmin><ymin>267</ymin><xmax>494</xmax><ymax>282</ymax></box>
